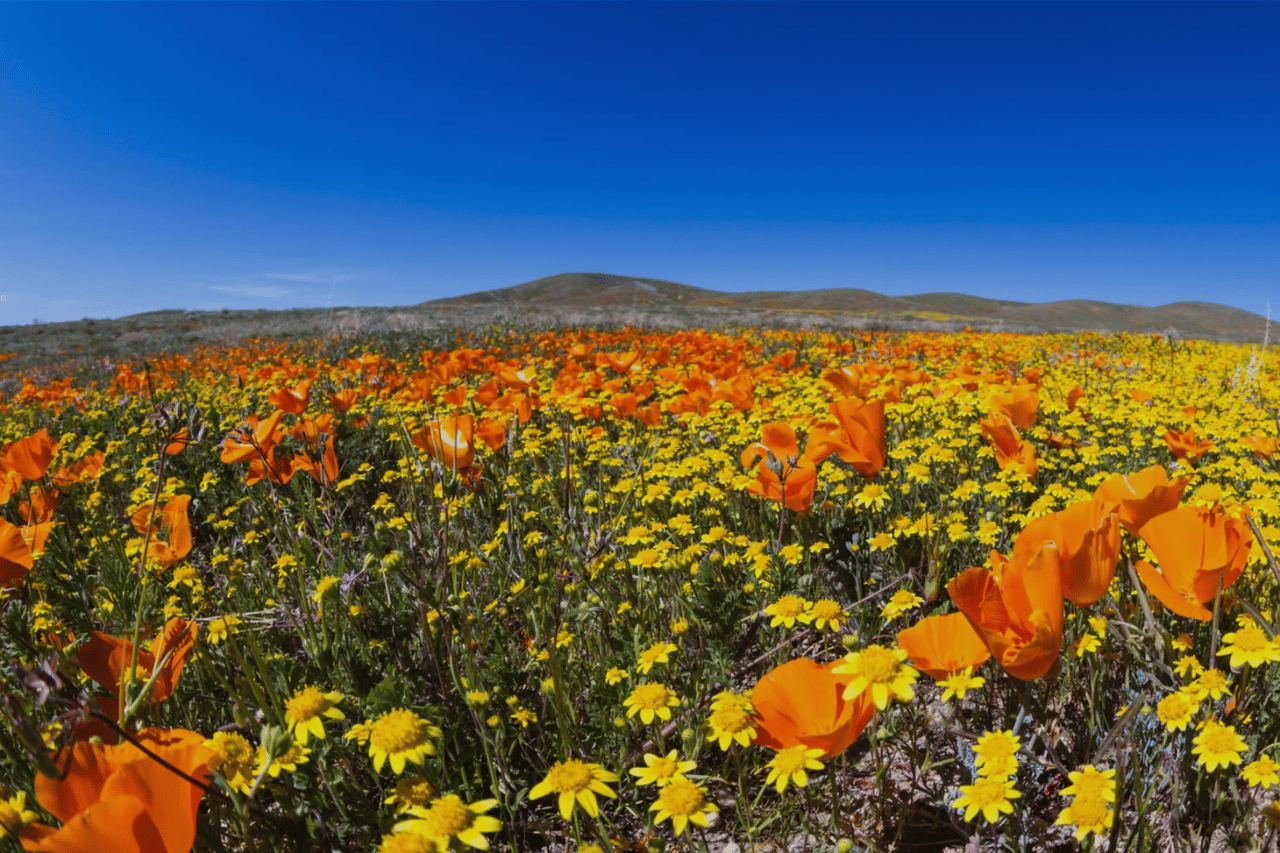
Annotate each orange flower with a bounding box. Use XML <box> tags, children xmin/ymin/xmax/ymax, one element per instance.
<box><xmin>1163</xmin><ymin>428</ymin><xmax>1214</xmax><ymax>463</ymax></box>
<box><xmin>0</xmin><ymin>428</ymin><xmax>58</xmax><ymax>481</ymax></box>
<box><xmin>329</xmin><ymin>389</ymin><xmax>359</xmax><ymax>413</ymax></box>
<box><xmin>1134</xmin><ymin>507</ymin><xmax>1251</xmax><ymax>621</ymax></box>
<box><xmin>751</xmin><ymin>658</ymin><xmax>875</xmax><ymax>760</ymax></box>
<box><xmin>412</xmin><ymin>414</ymin><xmax>476</xmax><ymax>472</ymax></box>
<box><xmin>1093</xmin><ymin>465</ymin><xmax>1189</xmax><ymax>536</ymax></box>
<box><xmin>0</xmin><ymin>517</ymin><xmax>35</xmax><ymax>590</ymax></box>
<box><xmin>162</xmin><ymin>428</ymin><xmax>189</xmax><ymax>456</ymax></box>
<box><xmin>20</xmin><ymin>727</ymin><xmax>214</xmax><ymax>853</ymax></box>
<box><xmin>268</xmin><ymin>378</ymin><xmax>313</xmax><ymax>415</ymax></box>
<box><xmin>1244</xmin><ymin>436</ymin><xmax>1277</xmax><ymax>458</ymax></box>
<box><xmin>948</xmin><ymin>542</ymin><xmax>1064</xmax><ymax>681</ymax></box>
<box><xmin>979</xmin><ymin>414</ymin><xmax>1037</xmax><ymax>478</ymax></box>
<box><xmin>990</xmin><ymin>385</ymin><xmax>1039</xmax><ymax>429</ymax></box>
<box><xmin>78</xmin><ymin>618</ymin><xmax>197</xmax><ymax>713</ymax></box>
<box><xmin>811</xmin><ymin>398</ymin><xmax>886</xmax><ymax>478</ymax></box>
<box><xmin>1014</xmin><ymin>500</ymin><xmax>1120</xmax><ymax>607</ymax></box>
<box><xmin>130</xmin><ymin>496</ymin><xmax>192</xmax><ymax>569</ymax></box>
<box><xmin>220</xmin><ymin>411</ymin><xmax>286</xmax><ymax>465</ymax></box>
<box><xmin>741</xmin><ymin>423</ymin><xmax>819</xmax><ymax>512</ymax></box>
<box><xmin>1131</xmin><ymin>388</ymin><xmax>1154</xmax><ymax>404</ymax></box>
<box><xmin>896</xmin><ymin>613</ymin><xmax>991</xmax><ymax>681</ymax></box>
<box><xmin>1066</xmin><ymin>386</ymin><xmax>1087</xmax><ymax>411</ymax></box>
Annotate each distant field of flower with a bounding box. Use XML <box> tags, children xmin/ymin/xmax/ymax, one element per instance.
<box><xmin>0</xmin><ymin>324</ymin><xmax>1277</xmax><ymax>852</ymax></box>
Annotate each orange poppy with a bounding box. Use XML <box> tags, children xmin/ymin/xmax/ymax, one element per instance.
<box><xmin>0</xmin><ymin>428</ymin><xmax>58</xmax><ymax>481</ymax></box>
<box><xmin>78</xmin><ymin>618</ymin><xmax>197</xmax><ymax>713</ymax></box>
<box><xmin>162</xmin><ymin>428</ymin><xmax>189</xmax><ymax>456</ymax></box>
<box><xmin>1134</xmin><ymin>507</ymin><xmax>1252</xmax><ymax>621</ymax></box>
<box><xmin>990</xmin><ymin>384</ymin><xmax>1039</xmax><ymax>430</ymax></box>
<box><xmin>602</xmin><ymin>351</ymin><xmax>640</xmax><ymax>373</ymax></box>
<box><xmin>412</xmin><ymin>414</ymin><xmax>477</xmax><ymax>472</ymax></box>
<box><xmin>1163</xmin><ymin>428</ymin><xmax>1214</xmax><ymax>463</ymax></box>
<box><xmin>1066</xmin><ymin>386</ymin><xmax>1087</xmax><ymax>412</ymax></box>
<box><xmin>130</xmin><ymin>496</ymin><xmax>192</xmax><ymax>569</ymax></box>
<box><xmin>895</xmin><ymin>612</ymin><xmax>991</xmax><ymax>681</ymax></box>
<box><xmin>219</xmin><ymin>411</ymin><xmax>286</xmax><ymax>465</ymax></box>
<box><xmin>948</xmin><ymin>541</ymin><xmax>1063</xmax><ymax>681</ymax></box>
<box><xmin>751</xmin><ymin>658</ymin><xmax>876</xmax><ymax>760</ymax></box>
<box><xmin>1093</xmin><ymin>465</ymin><xmax>1189</xmax><ymax>536</ymax></box>
<box><xmin>741</xmin><ymin>423</ymin><xmax>819</xmax><ymax>512</ymax></box>
<box><xmin>979</xmin><ymin>414</ymin><xmax>1038</xmax><ymax>478</ymax></box>
<box><xmin>1131</xmin><ymin>388</ymin><xmax>1154</xmax><ymax>404</ymax></box>
<box><xmin>1244</xmin><ymin>436</ymin><xmax>1277</xmax><ymax>458</ymax></box>
<box><xmin>20</xmin><ymin>727</ymin><xmax>214</xmax><ymax>853</ymax></box>
<box><xmin>0</xmin><ymin>517</ymin><xmax>35</xmax><ymax>590</ymax></box>
<box><xmin>329</xmin><ymin>389</ymin><xmax>359</xmax><ymax>413</ymax></box>
<box><xmin>1013</xmin><ymin>500</ymin><xmax>1120</xmax><ymax>607</ymax></box>
<box><xmin>812</xmin><ymin>398</ymin><xmax>886</xmax><ymax>478</ymax></box>
<box><xmin>267</xmin><ymin>378</ymin><xmax>312</xmax><ymax>415</ymax></box>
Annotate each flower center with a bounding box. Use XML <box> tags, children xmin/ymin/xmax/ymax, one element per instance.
<box><xmin>421</xmin><ymin>796</ymin><xmax>476</xmax><ymax>838</ymax></box>
<box><xmin>631</xmin><ymin>684</ymin><xmax>671</xmax><ymax>710</ymax></box>
<box><xmin>394</xmin><ymin>775</ymin><xmax>438</xmax><ymax>808</ymax></box>
<box><xmin>1233</xmin><ymin>626</ymin><xmax>1268</xmax><ymax>651</ymax></box>
<box><xmin>772</xmin><ymin>596</ymin><xmax>806</xmax><ymax>617</ymax></box>
<box><xmin>966</xmin><ymin>776</ymin><xmax>1010</xmax><ymax>807</ymax></box>
<box><xmin>858</xmin><ymin>646</ymin><xmax>899</xmax><ymax>683</ymax></box>
<box><xmin>0</xmin><ymin>802</ymin><xmax>23</xmax><ymax>834</ymax></box>
<box><xmin>711</xmin><ymin>706</ymin><xmax>752</xmax><ymax>734</ymax></box>
<box><xmin>1067</xmin><ymin>795</ymin><xmax>1111</xmax><ymax>828</ymax></box>
<box><xmin>288</xmin><ymin>686</ymin><xmax>329</xmax><ymax>721</ymax></box>
<box><xmin>771</xmin><ymin>748</ymin><xmax>809</xmax><ymax>774</ymax></box>
<box><xmin>1203</xmin><ymin>726</ymin><xmax>1239</xmax><ymax>753</ymax></box>
<box><xmin>379</xmin><ymin>830</ymin><xmax>440</xmax><ymax>853</ymax></box>
<box><xmin>659</xmin><ymin>779</ymin><xmax>705</xmax><ymax>815</ymax></box>
<box><xmin>811</xmin><ymin>601</ymin><xmax>842</xmax><ymax>620</ymax></box>
<box><xmin>650</xmin><ymin>756</ymin><xmax>678</xmax><ymax>778</ymax></box>
<box><xmin>547</xmin><ymin>760</ymin><xmax>594</xmax><ymax>793</ymax></box>
<box><xmin>371</xmin><ymin>709</ymin><xmax>427</xmax><ymax>754</ymax></box>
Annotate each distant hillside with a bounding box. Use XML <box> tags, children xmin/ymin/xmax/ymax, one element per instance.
<box><xmin>426</xmin><ymin>272</ymin><xmax>1270</xmax><ymax>342</ymax></box>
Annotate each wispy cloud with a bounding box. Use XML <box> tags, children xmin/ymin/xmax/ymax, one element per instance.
<box><xmin>211</xmin><ymin>284</ymin><xmax>292</xmax><ymax>299</ymax></box>
<box><xmin>261</xmin><ymin>270</ymin><xmax>358</xmax><ymax>284</ymax></box>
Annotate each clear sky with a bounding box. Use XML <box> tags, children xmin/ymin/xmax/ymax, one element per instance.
<box><xmin>1</xmin><ymin>2</ymin><xmax>1277</xmax><ymax>323</ymax></box>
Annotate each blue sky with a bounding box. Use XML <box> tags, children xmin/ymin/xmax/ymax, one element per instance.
<box><xmin>1</xmin><ymin>2</ymin><xmax>1277</xmax><ymax>323</ymax></box>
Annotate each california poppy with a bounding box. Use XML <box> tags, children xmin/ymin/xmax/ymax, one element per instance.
<box><xmin>1134</xmin><ymin>507</ymin><xmax>1251</xmax><ymax>621</ymax></box>
<box><xmin>1244</xmin><ymin>436</ymin><xmax>1277</xmax><ymax>458</ymax></box>
<box><xmin>741</xmin><ymin>423</ymin><xmax>819</xmax><ymax>512</ymax></box>
<box><xmin>0</xmin><ymin>517</ymin><xmax>35</xmax><ymax>589</ymax></box>
<box><xmin>990</xmin><ymin>385</ymin><xmax>1039</xmax><ymax>430</ymax></box>
<box><xmin>896</xmin><ymin>612</ymin><xmax>991</xmax><ymax>681</ymax></box>
<box><xmin>220</xmin><ymin>411</ymin><xmax>286</xmax><ymax>465</ymax></box>
<box><xmin>0</xmin><ymin>428</ymin><xmax>58</xmax><ymax>481</ymax></box>
<box><xmin>1163</xmin><ymin>428</ymin><xmax>1214</xmax><ymax>464</ymax></box>
<box><xmin>78</xmin><ymin>618</ymin><xmax>197</xmax><ymax>713</ymax></box>
<box><xmin>751</xmin><ymin>658</ymin><xmax>876</xmax><ymax>760</ymax></box>
<box><xmin>949</xmin><ymin>542</ymin><xmax>1064</xmax><ymax>681</ymax></box>
<box><xmin>412</xmin><ymin>414</ymin><xmax>477</xmax><ymax>472</ymax></box>
<box><xmin>979</xmin><ymin>414</ymin><xmax>1038</xmax><ymax>479</ymax></box>
<box><xmin>812</xmin><ymin>398</ymin><xmax>886</xmax><ymax>478</ymax></box>
<box><xmin>1093</xmin><ymin>465</ymin><xmax>1189</xmax><ymax>536</ymax></box>
<box><xmin>267</xmin><ymin>378</ymin><xmax>312</xmax><ymax>415</ymax></box>
<box><xmin>129</xmin><ymin>496</ymin><xmax>192</xmax><ymax>570</ymax></box>
<box><xmin>1014</xmin><ymin>500</ymin><xmax>1120</xmax><ymax>607</ymax></box>
<box><xmin>21</xmin><ymin>727</ymin><xmax>213</xmax><ymax>853</ymax></box>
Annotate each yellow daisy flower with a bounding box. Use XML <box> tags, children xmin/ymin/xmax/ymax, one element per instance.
<box><xmin>284</xmin><ymin>685</ymin><xmax>345</xmax><ymax>745</ymax></box>
<box><xmin>649</xmin><ymin>778</ymin><xmax>718</xmax><ymax>836</ymax></box>
<box><xmin>366</xmin><ymin>708</ymin><xmax>443</xmax><ymax>774</ymax></box>
<box><xmin>834</xmin><ymin>644</ymin><xmax>918</xmax><ymax>709</ymax></box>
<box><xmin>396</xmin><ymin>795</ymin><xmax>502</xmax><ymax>850</ymax></box>
<box><xmin>528</xmin><ymin>759</ymin><xmax>619</xmax><ymax>820</ymax></box>
<box><xmin>623</xmin><ymin>682</ymin><xmax>679</xmax><ymax>724</ymax></box>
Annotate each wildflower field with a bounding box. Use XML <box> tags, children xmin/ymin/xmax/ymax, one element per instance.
<box><xmin>1</xmin><ymin>323</ymin><xmax>1278</xmax><ymax>853</ymax></box>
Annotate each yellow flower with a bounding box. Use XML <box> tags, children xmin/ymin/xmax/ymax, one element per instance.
<box><xmin>1156</xmin><ymin>691</ymin><xmax>1199</xmax><ymax>732</ymax></box>
<box><xmin>376</xmin><ymin>830</ymin><xmax>441</xmax><ymax>853</ymax></box>
<box><xmin>629</xmin><ymin>750</ymin><xmax>697</xmax><ymax>787</ymax></box>
<box><xmin>1055</xmin><ymin>794</ymin><xmax>1113</xmax><ymax>841</ymax></box>
<box><xmin>605</xmin><ymin>668</ymin><xmax>629</xmax><ymax>686</ymax></box>
<box><xmin>972</xmin><ymin>730</ymin><xmax>1021</xmax><ymax>775</ymax></box>
<box><xmin>834</xmin><ymin>645</ymin><xmax>918</xmax><ymax>709</ymax></box>
<box><xmin>1242</xmin><ymin>754</ymin><xmax>1280</xmax><ymax>788</ymax></box>
<box><xmin>939</xmin><ymin>667</ymin><xmax>985</xmax><ymax>702</ymax></box>
<box><xmin>1218</xmin><ymin>622</ymin><xmax>1280</xmax><ymax>670</ymax></box>
<box><xmin>953</xmin><ymin>775</ymin><xmax>1021</xmax><ymax>823</ymax></box>
<box><xmin>529</xmin><ymin>759</ymin><xmax>619</xmax><ymax>820</ymax></box>
<box><xmin>386</xmin><ymin>775</ymin><xmax>438</xmax><ymax>813</ymax></box>
<box><xmin>623</xmin><ymin>682</ymin><xmax>679</xmax><ymax>724</ymax></box>
<box><xmin>396</xmin><ymin>795</ymin><xmax>502</xmax><ymax>850</ymax></box>
<box><xmin>1173</xmin><ymin>655</ymin><xmax>1204</xmax><ymax>679</ymax></box>
<box><xmin>1060</xmin><ymin>765</ymin><xmax>1116</xmax><ymax>802</ymax></box>
<box><xmin>805</xmin><ymin>599</ymin><xmax>848</xmax><ymax>632</ymax></box>
<box><xmin>1072</xmin><ymin>634</ymin><xmax>1101</xmax><ymax>658</ymax></box>
<box><xmin>0</xmin><ymin>790</ymin><xmax>38</xmax><ymax>839</ymax></box>
<box><xmin>204</xmin><ymin>731</ymin><xmax>256</xmax><ymax>793</ymax></box>
<box><xmin>1171</xmin><ymin>633</ymin><xmax>1193</xmax><ymax>652</ymax></box>
<box><xmin>649</xmin><ymin>778</ymin><xmax>718</xmax><ymax>836</ymax></box>
<box><xmin>705</xmin><ymin>692</ymin><xmax>757</xmax><ymax>750</ymax></box>
<box><xmin>765</xmin><ymin>595</ymin><xmax>809</xmax><ymax>628</ymax></box>
<box><xmin>511</xmin><ymin>707</ymin><xmax>537</xmax><ymax>727</ymax></box>
<box><xmin>637</xmin><ymin>641</ymin><xmax>677</xmax><ymax>675</ymax></box>
<box><xmin>256</xmin><ymin>740</ymin><xmax>311</xmax><ymax>778</ymax></box>
<box><xmin>285</xmin><ymin>686</ymin><xmax>345</xmax><ymax>745</ymax></box>
<box><xmin>206</xmin><ymin>615</ymin><xmax>242</xmax><ymax>644</ymax></box>
<box><xmin>1190</xmin><ymin>669</ymin><xmax>1230</xmax><ymax>701</ymax></box>
<box><xmin>366</xmin><ymin>708</ymin><xmax>443</xmax><ymax>774</ymax></box>
<box><xmin>880</xmin><ymin>589</ymin><xmax>923</xmax><ymax>621</ymax></box>
<box><xmin>1193</xmin><ymin>719</ymin><xmax>1247</xmax><ymax>772</ymax></box>
<box><xmin>764</xmin><ymin>745</ymin><xmax>824</xmax><ymax>793</ymax></box>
